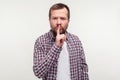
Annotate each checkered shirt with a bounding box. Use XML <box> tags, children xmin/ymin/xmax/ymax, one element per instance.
<box><xmin>33</xmin><ymin>30</ymin><xmax>89</xmax><ymax>80</ymax></box>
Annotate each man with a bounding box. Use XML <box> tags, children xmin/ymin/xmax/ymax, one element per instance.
<box><xmin>33</xmin><ymin>3</ymin><xmax>89</xmax><ymax>80</ymax></box>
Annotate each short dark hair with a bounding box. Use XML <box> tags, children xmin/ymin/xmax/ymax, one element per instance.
<box><xmin>49</xmin><ymin>3</ymin><xmax>70</xmax><ymax>19</ymax></box>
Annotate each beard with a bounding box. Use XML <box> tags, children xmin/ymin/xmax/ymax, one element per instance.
<box><xmin>51</xmin><ymin>27</ymin><xmax>67</xmax><ymax>37</ymax></box>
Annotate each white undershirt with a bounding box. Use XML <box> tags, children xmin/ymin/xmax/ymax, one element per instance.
<box><xmin>57</xmin><ymin>42</ymin><xmax>71</xmax><ymax>80</ymax></box>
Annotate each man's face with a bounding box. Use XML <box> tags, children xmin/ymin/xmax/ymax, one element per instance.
<box><xmin>49</xmin><ymin>8</ymin><xmax>69</xmax><ymax>35</ymax></box>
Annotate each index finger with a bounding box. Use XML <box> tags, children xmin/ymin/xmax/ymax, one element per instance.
<box><xmin>57</xmin><ymin>25</ymin><xmax>60</xmax><ymax>35</ymax></box>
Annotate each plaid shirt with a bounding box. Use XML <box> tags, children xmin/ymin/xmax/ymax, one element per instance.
<box><xmin>33</xmin><ymin>30</ymin><xmax>89</xmax><ymax>80</ymax></box>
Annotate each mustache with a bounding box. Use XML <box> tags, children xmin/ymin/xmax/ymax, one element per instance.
<box><xmin>57</xmin><ymin>27</ymin><xmax>66</xmax><ymax>34</ymax></box>
<box><xmin>51</xmin><ymin>28</ymin><xmax>66</xmax><ymax>37</ymax></box>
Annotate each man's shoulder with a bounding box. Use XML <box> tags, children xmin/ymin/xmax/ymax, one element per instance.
<box><xmin>67</xmin><ymin>32</ymin><xmax>82</xmax><ymax>45</ymax></box>
<box><xmin>67</xmin><ymin>32</ymin><xmax>80</xmax><ymax>41</ymax></box>
<box><xmin>36</xmin><ymin>32</ymin><xmax>50</xmax><ymax>43</ymax></box>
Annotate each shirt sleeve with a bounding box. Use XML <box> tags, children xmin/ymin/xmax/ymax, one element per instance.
<box><xmin>77</xmin><ymin>39</ymin><xmax>89</xmax><ymax>80</ymax></box>
<box><xmin>33</xmin><ymin>39</ymin><xmax>62</xmax><ymax>79</ymax></box>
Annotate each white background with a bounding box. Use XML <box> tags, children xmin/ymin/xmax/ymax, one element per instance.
<box><xmin>0</xmin><ymin>0</ymin><xmax>120</xmax><ymax>80</ymax></box>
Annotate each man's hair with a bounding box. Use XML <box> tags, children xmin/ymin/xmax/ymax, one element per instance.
<box><xmin>49</xmin><ymin>3</ymin><xmax>70</xmax><ymax>19</ymax></box>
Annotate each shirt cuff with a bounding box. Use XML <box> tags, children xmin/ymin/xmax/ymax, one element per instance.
<box><xmin>51</xmin><ymin>43</ymin><xmax>62</xmax><ymax>54</ymax></box>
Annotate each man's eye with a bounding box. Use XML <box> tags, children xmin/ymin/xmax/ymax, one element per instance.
<box><xmin>61</xmin><ymin>18</ymin><xmax>66</xmax><ymax>20</ymax></box>
<box><xmin>52</xmin><ymin>18</ymin><xmax>57</xmax><ymax>20</ymax></box>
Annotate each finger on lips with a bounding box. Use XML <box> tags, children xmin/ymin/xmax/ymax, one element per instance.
<box><xmin>57</xmin><ymin>25</ymin><xmax>60</xmax><ymax>35</ymax></box>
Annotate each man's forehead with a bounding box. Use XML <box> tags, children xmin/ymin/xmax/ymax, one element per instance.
<box><xmin>51</xmin><ymin>8</ymin><xmax>68</xmax><ymax>14</ymax></box>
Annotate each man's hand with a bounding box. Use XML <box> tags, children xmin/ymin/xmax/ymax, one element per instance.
<box><xmin>55</xmin><ymin>25</ymin><xmax>66</xmax><ymax>48</ymax></box>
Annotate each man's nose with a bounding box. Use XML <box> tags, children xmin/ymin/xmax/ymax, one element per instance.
<box><xmin>57</xmin><ymin>19</ymin><xmax>61</xmax><ymax>24</ymax></box>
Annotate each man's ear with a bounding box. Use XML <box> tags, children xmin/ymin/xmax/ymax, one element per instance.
<box><xmin>49</xmin><ymin>18</ymin><xmax>50</xmax><ymax>22</ymax></box>
<box><xmin>68</xmin><ymin>19</ymin><xmax>70</xmax><ymax>23</ymax></box>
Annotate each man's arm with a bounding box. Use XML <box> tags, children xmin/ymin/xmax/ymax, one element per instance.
<box><xmin>33</xmin><ymin>39</ymin><xmax>61</xmax><ymax>78</ymax></box>
<box><xmin>77</xmin><ymin>39</ymin><xmax>89</xmax><ymax>80</ymax></box>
